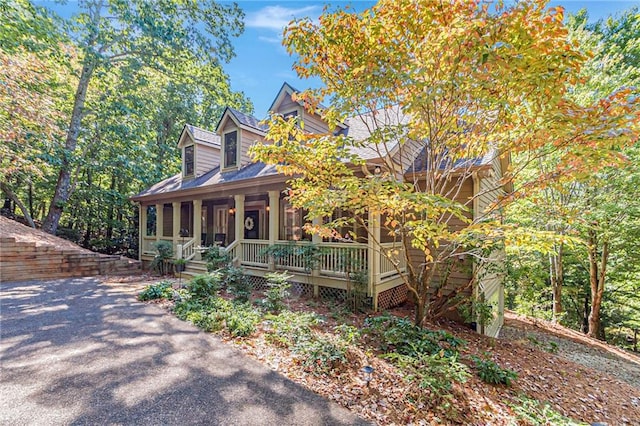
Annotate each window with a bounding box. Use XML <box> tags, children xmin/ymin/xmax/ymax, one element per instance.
<box><xmin>283</xmin><ymin>110</ymin><xmax>298</xmax><ymax>120</ymax></box>
<box><xmin>280</xmin><ymin>199</ymin><xmax>310</xmax><ymax>241</ymax></box>
<box><xmin>184</xmin><ymin>145</ymin><xmax>194</xmax><ymax>176</ymax></box>
<box><xmin>224</xmin><ymin>131</ymin><xmax>237</xmax><ymax>168</ymax></box>
<box><xmin>146</xmin><ymin>206</ymin><xmax>156</xmax><ymax>236</ymax></box>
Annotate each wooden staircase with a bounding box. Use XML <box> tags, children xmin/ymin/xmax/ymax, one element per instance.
<box><xmin>0</xmin><ymin>237</ymin><xmax>141</xmax><ymax>282</ymax></box>
<box><xmin>182</xmin><ymin>260</ymin><xmax>208</xmax><ymax>279</ymax></box>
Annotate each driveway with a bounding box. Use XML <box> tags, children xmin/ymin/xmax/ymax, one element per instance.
<box><xmin>0</xmin><ymin>277</ymin><xmax>368</xmax><ymax>425</ymax></box>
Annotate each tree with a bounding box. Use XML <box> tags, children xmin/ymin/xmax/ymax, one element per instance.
<box><xmin>507</xmin><ymin>7</ymin><xmax>640</xmax><ymax>339</ymax></box>
<box><xmin>0</xmin><ymin>0</ymin><xmax>74</xmax><ymax>227</ymax></box>
<box><xmin>251</xmin><ymin>0</ymin><xmax>639</xmax><ymax>326</ymax></box>
<box><xmin>41</xmin><ymin>0</ymin><xmax>245</xmax><ymax>234</ymax></box>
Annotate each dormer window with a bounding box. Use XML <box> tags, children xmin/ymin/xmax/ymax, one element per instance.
<box><xmin>224</xmin><ymin>130</ymin><xmax>238</xmax><ymax>168</ymax></box>
<box><xmin>184</xmin><ymin>145</ymin><xmax>194</xmax><ymax>176</ymax></box>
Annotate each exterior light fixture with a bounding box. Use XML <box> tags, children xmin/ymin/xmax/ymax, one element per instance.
<box><xmin>266</xmin><ymin>205</ymin><xmax>270</xmax><ymax>212</ymax></box>
<box><xmin>229</xmin><ymin>207</ymin><xmax>236</xmax><ymax>215</ymax></box>
<box><xmin>373</xmin><ymin>166</ymin><xmax>382</xmax><ymax>175</ymax></box>
<box><xmin>362</xmin><ymin>365</ymin><xmax>374</xmax><ymax>387</ymax></box>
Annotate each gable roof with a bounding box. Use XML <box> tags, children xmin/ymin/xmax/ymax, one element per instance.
<box><xmin>215</xmin><ymin>107</ymin><xmax>268</xmax><ymax>134</ymax></box>
<box><xmin>131</xmin><ymin>161</ymin><xmax>280</xmax><ymax>201</ymax></box>
<box><xmin>180</xmin><ymin>124</ymin><xmax>220</xmax><ymax>148</ymax></box>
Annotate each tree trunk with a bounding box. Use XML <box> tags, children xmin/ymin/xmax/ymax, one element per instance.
<box><xmin>581</xmin><ymin>292</ymin><xmax>589</xmax><ymax>334</ymax></box>
<box><xmin>0</xmin><ymin>182</ymin><xmax>36</xmax><ymax>228</ymax></box>
<box><xmin>42</xmin><ymin>62</ymin><xmax>95</xmax><ymax>235</ymax></box>
<box><xmin>549</xmin><ymin>244</ymin><xmax>564</xmax><ymax>321</ymax></box>
<box><xmin>587</xmin><ymin>229</ymin><xmax>608</xmax><ymax>340</ymax></box>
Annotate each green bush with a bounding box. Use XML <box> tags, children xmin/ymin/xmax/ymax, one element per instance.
<box><xmin>471</xmin><ymin>355</ymin><xmax>518</xmax><ymax>386</ymax></box>
<box><xmin>138</xmin><ymin>280</ymin><xmax>173</xmax><ymax>301</ymax></box>
<box><xmin>225</xmin><ymin>266</ymin><xmax>252</xmax><ymax>302</ymax></box>
<box><xmin>263</xmin><ymin>310</ymin><xmax>321</xmax><ymax>348</ymax></box>
<box><xmin>364</xmin><ymin>313</ymin><xmax>465</xmax><ymax>357</ymax></box>
<box><xmin>262</xmin><ymin>272</ymin><xmax>292</xmax><ymax>313</ymax></box>
<box><xmin>383</xmin><ymin>351</ymin><xmax>470</xmax><ymax>394</ymax></box>
<box><xmin>508</xmin><ymin>395</ymin><xmax>585</xmax><ymax>425</ymax></box>
<box><xmin>149</xmin><ymin>240</ymin><xmax>174</xmax><ymax>275</ymax></box>
<box><xmin>225</xmin><ymin>304</ymin><xmax>261</xmax><ymax>337</ymax></box>
<box><xmin>293</xmin><ymin>333</ymin><xmax>349</xmax><ymax>375</ymax></box>
<box><xmin>186</xmin><ymin>272</ymin><xmax>222</xmax><ymax>300</ymax></box>
<box><xmin>203</xmin><ymin>246</ymin><xmax>231</xmax><ymax>271</ymax></box>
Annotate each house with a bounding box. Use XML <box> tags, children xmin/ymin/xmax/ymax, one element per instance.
<box><xmin>131</xmin><ymin>83</ymin><xmax>507</xmax><ymax>337</ymax></box>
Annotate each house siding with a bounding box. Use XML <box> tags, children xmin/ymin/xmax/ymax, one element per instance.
<box><xmin>196</xmin><ymin>144</ymin><xmax>219</xmax><ymax>177</ymax></box>
<box><xmin>475</xmin><ymin>156</ymin><xmax>506</xmax><ymax>337</ymax></box>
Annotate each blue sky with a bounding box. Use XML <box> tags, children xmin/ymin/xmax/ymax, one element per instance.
<box><xmin>37</xmin><ymin>0</ymin><xmax>639</xmax><ymax>118</ymax></box>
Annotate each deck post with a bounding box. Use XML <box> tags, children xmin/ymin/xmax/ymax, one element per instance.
<box><xmin>193</xmin><ymin>199</ymin><xmax>202</xmax><ymax>261</ymax></box>
<box><xmin>268</xmin><ymin>191</ymin><xmax>279</xmax><ymax>271</ymax></box>
<box><xmin>155</xmin><ymin>203</ymin><xmax>163</xmax><ymax>242</ymax></box>
<box><xmin>172</xmin><ymin>202</ymin><xmax>181</xmax><ymax>258</ymax></box>
<box><xmin>139</xmin><ymin>203</ymin><xmax>145</xmax><ymax>261</ymax></box>
<box><xmin>368</xmin><ymin>211</ymin><xmax>381</xmax><ymax>303</ymax></box>
<box><xmin>234</xmin><ymin>194</ymin><xmax>245</xmax><ymax>263</ymax></box>
<box><xmin>311</xmin><ymin>217</ymin><xmax>322</xmax><ymax>297</ymax></box>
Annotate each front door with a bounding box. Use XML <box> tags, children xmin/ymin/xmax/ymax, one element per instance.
<box><xmin>244</xmin><ymin>210</ymin><xmax>260</xmax><ymax>239</ymax></box>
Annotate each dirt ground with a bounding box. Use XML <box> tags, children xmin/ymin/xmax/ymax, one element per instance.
<box><xmin>0</xmin><ymin>215</ymin><xmax>93</xmax><ymax>253</ymax></box>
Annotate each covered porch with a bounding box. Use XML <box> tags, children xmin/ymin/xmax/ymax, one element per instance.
<box><xmin>138</xmin><ymin>190</ymin><xmax>408</xmax><ymax>310</ymax></box>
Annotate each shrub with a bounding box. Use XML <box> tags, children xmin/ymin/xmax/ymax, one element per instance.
<box><xmin>364</xmin><ymin>313</ymin><xmax>465</xmax><ymax>357</ymax></box>
<box><xmin>225</xmin><ymin>266</ymin><xmax>252</xmax><ymax>302</ymax></box>
<box><xmin>149</xmin><ymin>240</ymin><xmax>174</xmax><ymax>275</ymax></box>
<box><xmin>138</xmin><ymin>280</ymin><xmax>173</xmax><ymax>301</ymax></box>
<box><xmin>225</xmin><ymin>304</ymin><xmax>261</xmax><ymax>337</ymax></box>
<box><xmin>263</xmin><ymin>310</ymin><xmax>321</xmax><ymax>348</ymax></box>
<box><xmin>383</xmin><ymin>351</ymin><xmax>470</xmax><ymax>395</ymax></box>
<box><xmin>471</xmin><ymin>355</ymin><xmax>518</xmax><ymax>386</ymax></box>
<box><xmin>187</xmin><ymin>272</ymin><xmax>222</xmax><ymax>300</ymax></box>
<box><xmin>262</xmin><ymin>272</ymin><xmax>292</xmax><ymax>313</ymax></box>
<box><xmin>203</xmin><ymin>246</ymin><xmax>231</xmax><ymax>271</ymax></box>
<box><xmin>293</xmin><ymin>334</ymin><xmax>349</xmax><ymax>375</ymax></box>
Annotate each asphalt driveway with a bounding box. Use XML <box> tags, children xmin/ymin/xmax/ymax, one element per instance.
<box><xmin>0</xmin><ymin>277</ymin><xmax>368</xmax><ymax>425</ymax></box>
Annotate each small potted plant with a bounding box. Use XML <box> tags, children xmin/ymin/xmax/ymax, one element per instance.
<box><xmin>173</xmin><ymin>258</ymin><xmax>187</xmax><ymax>273</ymax></box>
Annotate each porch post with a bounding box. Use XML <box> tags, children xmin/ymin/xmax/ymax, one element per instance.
<box><xmin>139</xmin><ymin>204</ymin><xmax>146</xmax><ymax>260</ymax></box>
<box><xmin>234</xmin><ymin>194</ymin><xmax>245</xmax><ymax>263</ymax></box>
<box><xmin>311</xmin><ymin>217</ymin><xmax>322</xmax><ymax>297</ymax></box>
<box><xmin>193</xmin><ymin>199</ymin><xmax>202</xmax><ymax>260</ymax></box>
<box><xmin>268</xmin><ymin>191</ymin><xmax>279</xmax><ymax>271</ymax></box>
<box><xmin>155</xmin><ymin>203</ymin><xmax>163</xmax><ymax>241</ymax></box>
<box><xmin>172</xmin><ymin>201</ymin><xmax>181</xmax><ymax>258</ymax></box>
<box><xmin>368</xmin><ymin>211</ymin><xmax>381</xmax><ymax>310</ymax></box>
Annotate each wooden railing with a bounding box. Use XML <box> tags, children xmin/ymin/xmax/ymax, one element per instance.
<box><xmin>223</xmin><ymin>239</ymin><xmax>241</xmax><ymax>264</ymax></box>
<box><xmin>318</xmin><ymin>242</ymin><xmax>367</xmax><ymax>277</ymax></box>
<box><xmin>180</xmin><ymin>237</ymin><xmax>197</xmax><ymax>261</ymax></box>
<box><xmin>240</xmin><ymin>239</ymin><xmax>270</xmax><ymax>268</ymax></box>
<box><xmin>379</xmin><ymin>242</ymin><xmax>407</xmax><ymax>280</ymax></box>
<box><xmin>141</xmin><ymin>236</ymin><xmax>156</xmax><ymax>254</ymax></box>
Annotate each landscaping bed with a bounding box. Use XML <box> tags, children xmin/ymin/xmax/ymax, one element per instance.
<box><xmin>135</xmin><ymin>272</ymin><xmax>640</xmax><ymax>425</ymax></box>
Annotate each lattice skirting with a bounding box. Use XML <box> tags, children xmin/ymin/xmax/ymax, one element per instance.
<box><xmin>247</xmin><ymin>275</ymin><xmax>269</xmax><ymax>290</ymax></box>
<box><xmin>377</xmin><ymin>284</ymin><xmax>408</xmax><ymax>310</ymax></box>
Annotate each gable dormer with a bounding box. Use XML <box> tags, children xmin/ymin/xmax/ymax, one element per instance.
<box><xmin>215</xmin><ymin>107</ymin><xmax>267</xmax><ymax>171</ymax></box>
<box><xmin>177</xmin><ymin>125</ymin><xmax>220</xmax><ymax>179</ymax></box>
<box><xmin>269</xmin><ymin>82</ymin><xmax>346</xmax><ymax>135</ymax></box>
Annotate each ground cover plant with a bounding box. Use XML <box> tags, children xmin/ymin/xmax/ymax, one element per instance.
<box><xmin>132</xmin><ymin>271</ymin><xmax>637</xmax><ymax>425</ymax></box>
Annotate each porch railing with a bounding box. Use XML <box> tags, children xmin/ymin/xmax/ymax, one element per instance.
<box><xmin>379</xmin><ymin>242</ymin><xmax>407</xmax><ymax>280</ymax></box>
<box><xmin>180</xmin><ymin>237</ymin><xmax>197</xmax><ymax>261</ymax></box>
<box><xmin>318</xmin><ymin>242</ymin><xmax>368</xmax><ymax>277</ymax></box>
<box><xmin>241</xmin><ymin>239</ymin><xmax>270</xmax><ymax>269</ymax></box>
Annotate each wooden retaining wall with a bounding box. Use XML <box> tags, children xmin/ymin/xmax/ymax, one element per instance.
<box><xmin>0</xmin><ymin>237</ymin><xmax>141</xmax><ymax>282</ymax></box>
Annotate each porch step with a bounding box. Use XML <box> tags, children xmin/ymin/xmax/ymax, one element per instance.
<box><xmin>182</xmin><ymin>260</ymin><xmax>208</xmax><ymax>279</ymax></box>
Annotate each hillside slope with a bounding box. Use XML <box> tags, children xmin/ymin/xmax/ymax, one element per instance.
<box><xmin>0</xmin><ymin>216</ymin><xmax>140</xmax><ymax>281</ymax></box>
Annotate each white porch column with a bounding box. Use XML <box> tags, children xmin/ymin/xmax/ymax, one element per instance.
<box><xmin>138</xmin><ymin>204</ymin><xmax>145</xmax><ymax>260</ymax></box>
<box><xmin>368</xmin><ymin>211</ymin><xmax>381</xmax><ymax>309</ymax></box>
<box><xmin>311</xmin><ymin>217</ymin><xmax>322</xmax><ymax>297</ymax></box>
<box><xmin>268</xmin><ymin>191</ymin><xmax>279</xmax><ymax>271</ymax></box>
<box><xmin>155</xmin><ymin>203</ymin><xmax>163</xmax><ymax>241</ymax></box>
<box><xmin>234</xmin><ymin>194</ymin><xmax>245</xmax><ymax>263</ymax></box>
<box><xmin>172</xmin><ymin>201</ymin><xmax>181</xmax><ymax>258</ymax></box>
<box><xmin>193</xmin><ymin>199</ymin><xmax>202</xmax><ymax>260</ymax></box>
<box><xmin>268</xmin><ymin>191</ymin><xmax>279</xmax><ymax>244</ymax></box>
